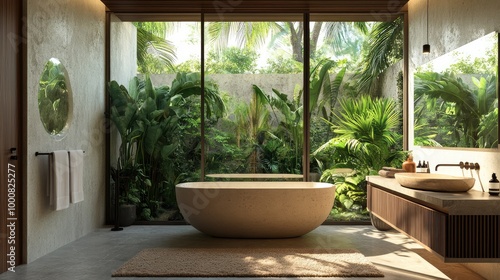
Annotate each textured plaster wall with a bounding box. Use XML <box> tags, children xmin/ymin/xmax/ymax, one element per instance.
<box><xmin>110</xmin><ymin>15</ymin><xmax>137</xmax><ymax>86</ymax></box>
<box><xmin>26</xmin><ymin>0</ymin><xmax>106</xmax><ymax>262</ymax></box>
<box><xmin>408</xmin><ymin>0</ymin><xmax>500</xmax><ymax>278</ymax></box>
<box><xmin>109</xmin><ymin>17</ymin><xmax>137</xmax><ymax>167</ymax></box>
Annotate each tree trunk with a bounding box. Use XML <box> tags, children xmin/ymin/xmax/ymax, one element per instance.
<box><xmin>288</xmin><ymin>22</ymin><xmax>303</xmax><ymax>63</ymax></box>
<box><xmin>311</xmin><ymin>22</ymin><xmax>323</xmax><ymax>57</ymax></box>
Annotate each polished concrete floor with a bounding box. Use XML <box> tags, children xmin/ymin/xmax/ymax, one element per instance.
<box><xmin>0</xmin><ymin>225</ymin><xmax>485</xmax><ymax>280</ymax></box>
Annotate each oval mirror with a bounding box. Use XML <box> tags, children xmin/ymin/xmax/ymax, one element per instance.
<box><xmin>37</xmin><ymin>58</ymin><xmax>73</xmax><ymax>140</ymax></box>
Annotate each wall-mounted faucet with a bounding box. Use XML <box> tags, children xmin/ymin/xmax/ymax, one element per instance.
<box><xmin>435</xmin><ymin>161</ymin><xmax>480</xmax><ymax>171</ymax></box>
<box><xmin>434</xmin><ymin>161</ymin><xmax>484</xmax><ymax>192</ymax></box>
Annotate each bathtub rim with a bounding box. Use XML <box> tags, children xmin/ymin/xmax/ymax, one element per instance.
<box><xmin>176</xmin><ymin>181</ymin><xmax>334</xmax><ymax>190</ymax></box>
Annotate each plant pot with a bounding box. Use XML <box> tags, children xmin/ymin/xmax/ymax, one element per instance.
<box><xmin>118</xmin><ymin>204</ymin><xmax>136</xmax><ymax>227</ymax></box>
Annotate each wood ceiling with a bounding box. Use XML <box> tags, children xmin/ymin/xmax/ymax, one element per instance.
<box><xmin>101</xmin><ymin>0</ymin><xmax>408</xmax><ymax>20</ymax></box>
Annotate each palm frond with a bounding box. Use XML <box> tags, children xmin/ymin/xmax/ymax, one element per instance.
<box><xmin>356</xmin><ymin>17</ymin><xmax>403</xmax><ymax>93</ymax></box>
<box><xmin>136</xmin><ymin>28</ymin><xmax>177</xmax><ymax>73</ymax></box>
<box><xmin>207</xmin><ymin>22</ymin><xmax>281</xmax><ymax>54</ymax></box>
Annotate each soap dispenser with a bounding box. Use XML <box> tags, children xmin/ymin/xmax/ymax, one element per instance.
<box><xmin>488</xmin><ymin>173</ymin><xmax>499</xmax><ymax>196</ymax></box>
<box><xmin>402</xmin><ymin>154</ymin><xmax>416</xmax><ymax>173</ymax></box>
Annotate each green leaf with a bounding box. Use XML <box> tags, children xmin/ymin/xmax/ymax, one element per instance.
<box><xmin>143</xmin><ymin>125</ymin><xmax>162</xmax><ymax>155</ymax></box>
<box><xmin>343</xmin><ymin>199</ymin><xmax>354</xmax><ymax>209</ymax></box>
<box><xmin>140</xmin><ymin>97</ymin><xmax>157</xmax><ymax>117</ymax></box>
<box><xmin>161</xmin><ymin>144</ymin><xmax>177</xmax><ymax>159</ymax></box>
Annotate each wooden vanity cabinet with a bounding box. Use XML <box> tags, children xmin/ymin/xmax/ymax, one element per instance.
<box><xmin>367</xmin><ymin>179</ymin><xmax>500</xmax><ymax>262</ymax></box>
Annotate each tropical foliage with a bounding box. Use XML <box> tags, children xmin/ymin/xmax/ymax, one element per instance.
<box><xmin>414</xmin><ymin>72</ymin><xmax>498</xmax><ymax>148</ymax></box>
<box><xmin>109</xmin><ymin>74</ymin><xmax>225</xmax><ymax>220</ymax></box>
<box><xmin>134</xmin><ymin>22</ymin><xmax>177</xmax><ymax>74</ymax></box>
<box><xmin>206</xmin><ymin>59</ymin><xmax>344</xmax><ymax>175</ymax></box>
<box><xmin>205</xmin><ymin>47</ymin><xmax>258</xmax><ymax>74</ymax></box>
<box><xmin>313</xmin><ymin>96</ymin><xmax>406</xmax><ymax>218</ymax></box>
<box><xmin>356</xmin><ymin>17</ymin><xmax>404</xmax><ymax>94</ymax></box>
<box><xmin>414</xmin><ymin>33</ymin><xmax>498</xmax><ymax>148</ymax></box>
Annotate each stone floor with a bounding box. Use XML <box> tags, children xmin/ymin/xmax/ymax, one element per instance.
<box><xmin>0</xmin><ymin>225</ymin><xmax>485</xmax><ymax>280</ymax></box>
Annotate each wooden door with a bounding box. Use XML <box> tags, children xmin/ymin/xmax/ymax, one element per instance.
<box><xmin>1</xmin><ymin>0</ymin><xmax>23</xmax><ymax>273</ymax></box>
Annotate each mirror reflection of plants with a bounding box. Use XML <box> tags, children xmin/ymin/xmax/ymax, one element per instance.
<box><xmin>414</xmin><ymin>32</ymin><xmax>498</xmax><ymax>148</ymax></box>
<box><xmin>38</xmin><ymin>58</ymin><xmax>71</xmax><ymax>136</ymax></box>
<box><xmin>414</xmin><ymin>72</ymin><xmax>498</xmax><ymax>148</ymax></box>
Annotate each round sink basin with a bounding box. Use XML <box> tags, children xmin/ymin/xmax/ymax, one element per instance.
<box><xmin>394</xmin><ymin>173</ymin><xmax>475</xmax><ymax>192</ymax></box>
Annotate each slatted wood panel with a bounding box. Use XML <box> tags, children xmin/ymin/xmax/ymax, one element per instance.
<box><xmin>368</xmin><ymin>185</ymin><xmax>446</xmax><ymax>256</ymax></box>
<box><xmin>447</xmin><ymin>215</ymin><xmax>500</xmax><ymax>259</ymax></box>
<box><xmin>101</xmin><ymin>0</ymin><xmax>409</xmax><ymax>14</ymax></box>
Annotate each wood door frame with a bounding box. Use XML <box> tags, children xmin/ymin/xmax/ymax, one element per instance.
<box><xmin>1</xmin><ymin>0</ymin><xmax>26</xmax><ymax>272</ymax></box>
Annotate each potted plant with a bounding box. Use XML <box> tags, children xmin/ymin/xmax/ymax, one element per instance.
<box><xmin>111</xmin><ymin>165</ymin><xmax>141</xmax><ymax>227</ymax></box>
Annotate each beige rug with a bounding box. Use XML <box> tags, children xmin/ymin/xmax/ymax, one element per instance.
<box><xmin>112</xmin><ymin>247</ymin><xmax>384</xmax><ymax>277</ymax></box>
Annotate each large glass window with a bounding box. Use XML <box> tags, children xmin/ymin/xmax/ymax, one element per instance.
<box><xmin>203</xmin><ymin>17</ymin><xmax>304</xmax><ymax>176</ymax></box>
<box><xmin>309</xmin><ymin>16</ymin><xmax>405</xmax><ymax>223</ymax></box>
<box><xmin>108</xmin><ymin>14</ymin><xmax>405</xmax><ymax>225</ymax></box>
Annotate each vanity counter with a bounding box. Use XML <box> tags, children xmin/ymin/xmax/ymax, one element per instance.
<box><xmin>367</xmin><ymin>175</ymin><xmax>500</xmax><ymax>215</ymax></box>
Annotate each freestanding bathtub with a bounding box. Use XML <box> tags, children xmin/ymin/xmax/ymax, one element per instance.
<box><xmin>175</xmin><ymin>181</ymin><xmax>336</xmax><ymax>238</ymax></box>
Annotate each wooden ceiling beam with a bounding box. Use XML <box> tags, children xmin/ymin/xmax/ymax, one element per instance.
<box><xmin>101</xmin><ymin>0</ymin><xmax>408</xmax><ymax>16</ymax></box>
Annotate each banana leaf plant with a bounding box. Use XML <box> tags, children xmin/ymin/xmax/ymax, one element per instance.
<box><xmin>109</xmin><ymin>73</ymin><xmax>225</xmax><ymax>219</ymax></box>
<box><xmin>246</xmin><ymin>59</ymin><xmax>344</xmax><ymax>173</ymax></box>
<box><xmin>309</xmin><ymin>59</ymin><xmax>346</xmax><ymax>124</ymax></box>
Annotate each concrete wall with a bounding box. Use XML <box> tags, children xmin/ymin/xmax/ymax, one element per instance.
<box><xmin>378</xmin><ymin>60</ymin><xmax>403</xmax><ymax>101</ymax></box>
<box><xmin>408</xmin><ymin>0</ymin><xmax>500</xmax><ymax>278</ymax></box>
<box><xmin>110</xmin><ymin>15</ymin><xmax>137</xmax><ymax>87</ymax></box>
<box><xmin>109</xmin><ymin>16</ymin><xmax>137</xmax><ymax>167</ymax></box>
<box><xmin>26</xmin><ymin>0</ymin><xmax>106</xmax><ymax>262</ymax></box>
<box><xmin>149</xmin><ymin>73</ymin><xmax>303</xmax><ymax>103</ymax></box>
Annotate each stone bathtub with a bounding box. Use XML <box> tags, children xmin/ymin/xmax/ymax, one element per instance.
<box><xmin>175</xmin><ymin>181</ymin><xmax>336</xmax><ymax>238</ymax></box>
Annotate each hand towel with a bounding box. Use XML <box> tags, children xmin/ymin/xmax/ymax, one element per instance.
<box><xmin>51</xmin><ymin>150</ymin><xmax>70</xmax><ymax>210</ymax></box>
<box><xmin>69</xmin><ymin>150</ymin><xmax>84</xmax><ymax>203</ymax></box>
<box><xmin>378</xmin><ymin>170</ymin><xmax>396</xmax><ymax>178</ymax></box>
<box><xmin>379</xmin><ymin>167</ymin><xmax>407</xmax><ymax>178</ymax></box>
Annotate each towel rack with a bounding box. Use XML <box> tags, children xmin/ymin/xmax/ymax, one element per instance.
<box><xmin>35</xmin><ymin>151</ymin><xmax>85</xmax><ymax>156</ymax></box>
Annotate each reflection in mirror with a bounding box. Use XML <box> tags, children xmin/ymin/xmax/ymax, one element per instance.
<box><xmin>414</xmin><ymin>32</ymin><xmax>498</xmax><ymax>148</ymax></box>
<box><xmin>38</xmin><ymin>58</ymin><xmax>73</xmax><ymax>140</ymax></box>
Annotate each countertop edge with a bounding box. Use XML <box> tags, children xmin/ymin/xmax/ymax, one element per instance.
<box><xmin>367</xmin><ymin>175</ymin><xmax>500</xmax><ymax>215</ymax></box>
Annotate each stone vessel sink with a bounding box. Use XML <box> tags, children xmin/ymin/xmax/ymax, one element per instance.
<box><xmin>394</xmin><ymin>173</ymin><xmax>475</xmax><ymax>192</ymax></box>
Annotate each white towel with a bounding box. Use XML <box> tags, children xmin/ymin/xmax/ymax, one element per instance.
<box><xmin>69</xmin><ymin>150</ymin><xmax>84</xmax><ymax>203</ymax></box>
<box><xmin>50</xmin><ymin>150</ymin><xmax>70</xmax><ymax>211</ymax></box>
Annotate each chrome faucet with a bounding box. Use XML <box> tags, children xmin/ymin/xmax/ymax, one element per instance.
<box><xmin>435</xmin><ymin>161</ymin><xmax>480</xmax><ymax>171</ymax></box>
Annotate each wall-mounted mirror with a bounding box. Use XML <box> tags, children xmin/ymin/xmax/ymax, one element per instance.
<box><xmin>414</xmin><ymin>32</ymin><xmax>498</xmax><ymax>149</ymax></box>
<box><xmin>38</xmin><ymin>58</ymin><xmax>73</xmax><ymax>140</ymax></box>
